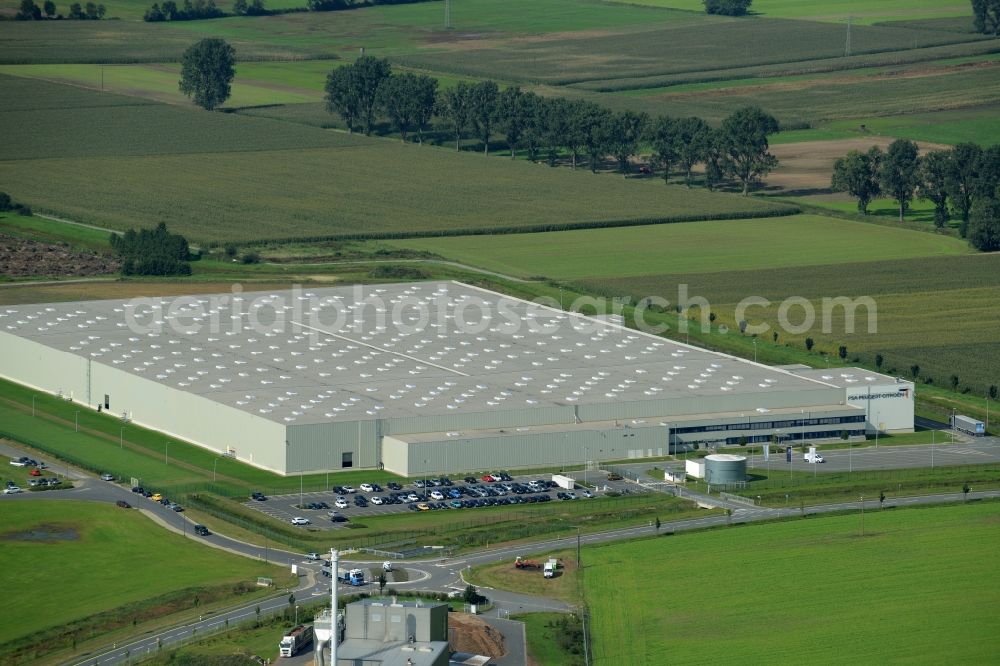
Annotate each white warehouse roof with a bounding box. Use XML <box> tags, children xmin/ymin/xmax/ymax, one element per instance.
<box><xmin>0</xmin><ymin>281</ymin><xmax>840</xmax><ymax>426</ymax></box>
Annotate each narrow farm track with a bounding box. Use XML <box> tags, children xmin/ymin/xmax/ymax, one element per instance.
<box><xmin>265</xmin><ymin>258</ymin><xmax>532</xmax><ymax>282</ymax></box>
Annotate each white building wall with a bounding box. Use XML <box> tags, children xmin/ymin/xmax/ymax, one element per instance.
<box><xmin>846</xmin><ymin>381</ymin><xmax>915</xmax><ymax>433</ymax></box>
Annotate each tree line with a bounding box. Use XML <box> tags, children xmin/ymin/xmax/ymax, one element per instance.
<box><xmin>15</xmin><ymin>0</ymin><xmax>105</xmax><ymax>19</ymax></box>
<box><xmin>324</xmin><ymin>56</ymin><xmax>782</xmax><ymax>195</ymax></box>
<box><xmin>831</xmin><ymin>139</ymin><xmax>1000</xmax><ymax>250</ymax></box>
<box><xmin>144</xmin><ymin>0</ymin><xmax>223</xmax><ymax>21</ymax></box>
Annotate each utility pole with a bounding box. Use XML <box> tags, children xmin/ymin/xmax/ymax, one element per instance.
<box><xmin>860</xmin><ymin>495</ymin><xmax>864</xmax><ymax>537</ymax></box>
<box><xmin>444</xmin><ymin>0</ymin><xmax>451</xmax><ymax>29</ymax></box>
<box><xmin>845</xmin><ymin>16</ymin><xmax>852</xmax><ymax>57</ymax></box>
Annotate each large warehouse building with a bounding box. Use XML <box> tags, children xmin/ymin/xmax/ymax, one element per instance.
<box><xmin>0</xmin><ymin>281</ymin><xmax>913</xmax><ymax>477</ymax></box>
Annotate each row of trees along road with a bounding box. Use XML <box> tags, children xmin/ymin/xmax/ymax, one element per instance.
<box><xmin>324</xmin><ymin>56</ymin><xmax>781</xmax><ymax>195</ymax></box>
<box><xmin>831</xmin><ymin>140</ymin><xmax>1000</xmax><ymax>249</ymax></box>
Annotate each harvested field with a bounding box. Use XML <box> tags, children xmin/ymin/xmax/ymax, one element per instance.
<box><xmin>767</xmin><ymin>137</ymin><xmax>949</xmax><ymax>195</ymax></box>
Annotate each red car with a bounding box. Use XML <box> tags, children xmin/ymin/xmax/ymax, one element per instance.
<box><xmin>481</xmin><ymin>474</ymin><xmax>494</xmax><ymax>482</ymax></box>
<box><xmin>29</xmin><ymin>468</ymin><xmax>42</xmax><ymax>477</ymax></box>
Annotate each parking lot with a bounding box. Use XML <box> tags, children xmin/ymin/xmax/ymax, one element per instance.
<box><xmin>242</xmin><ymin>472</ymin><xmax>610</xmax><ymax>529</ymax></box>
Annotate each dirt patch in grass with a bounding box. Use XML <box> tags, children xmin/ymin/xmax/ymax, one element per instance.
<box><xmin>448</xmin><ymin>613</ymin><xmax>506</xmax><ymax>658</ymax></box>
<box><xmin>1</xmin><ymin>523</ymin><xmax>79</xmax><ymax>542</ymax></box>
<box><xmin>768</xmin><ymin>137</ymin><xmax>949</xmax><ymax>194</ymax></box>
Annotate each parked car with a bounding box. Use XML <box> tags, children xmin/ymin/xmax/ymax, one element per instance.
<box><xmin>4</xmin><ymin>485</ymin><xmax>23</xmax><ymax>494</ymax></box>
<box><xmin>330</xmin><ymin>514</ymin><xmax>348</xmax><ymax>523</ymax></box>
<box><xmin>193</xmin><ymin>524</ymin><xmax>210</xmax><ymax>536</ymax></box>
<box><xmin>430</xmin><ymin>490</ymin><xmax>444</xmax><ymax>500</ymax></box>
<box><xmin>150</xmin><ymin>493</ymin><xmax>163</xmax><ymax>502</ymax></box>
<box><xmin>132</xmin><ymin>486</ymin><xmax>144</xmax><ymax>494</ymax></box>
<box><xmin>371</xmin><ymin>496</ymin><xmax>384</xmax><ymax>505</ymax></box>
<box><xmin>387</xmin><ymin>482</ymin><xmax>402</xmax><ymax>491</ymax></box>
<box><xmin>28</xmin><ymin>478</ymin><xmax>41</xmax><ymax>487</ymax></box>
<box><xmin>100</xmin><ymin>473</ymin><xmax>114</xmax><ymax>481</ymax></box>
<box><xmin>116</xmin><ymin>500</ymin><xmax>131</xmax><ymax>508</ymax></box>
<box><xmin>9</xmin><ymin>458</ymin><xmax>27</xmax><ymax>467</ymax></box>
<box><xmin>29</xmin><ymin>468</ymin><xmax>42</xmax><ymax>477</ymax></box>
<box><xmin>607</xmin><ymin>472</ymin><xmax>623</xmax><ymax>481</ymax></box>
<box><xmin>341</xmin><ymin>486</ymin><xmax>356</xmax><ymax>494</ymax></box>
<box><xmin>48</xmin><ymin>478</ymin><xmax>61</xmax><ymax>486</ymax></box>
<box><xmin>169</xmin><ymin>503</ymin><xmax>183</xmax><ymax>512</ymax></box>
<box><xmin>416</xmin><ymin>502</ymin><xmax>430</xmax><ymax>511</ymax></box>
<box><xmin>306</xmin><ymin>552</ymin><xmax>321</xmax><ymax>561</ymax></box>
<box><xmin>290</xmin><ymin>517</ymin><xmax>310</xmax><ymax>525</ymax></box>
<box><xmin>359</xmin><ymin>483</ymin><xmax>374</xmax><ymax>493</ymax></box>
<box><xmin>335</xmin><ymin>498</ymin><xmax>349</xmax><ymax>509</ymax></box>
<box><xmin>251</xmin><ymin>491</ymin><xmax>267</xmax><ymax>501</ymax></box>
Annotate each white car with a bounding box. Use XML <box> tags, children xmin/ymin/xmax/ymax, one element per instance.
<box><xmin>9</xmin><ymin>459</ymin><xmax>27</xmax><ymax>467</ymax></box>
<box><xmin>341</xmin><ymin>486</ymin><xmax>356</xmax><ymax>494</ymax></box>
<box><xmin>359</xmin><ymin>483</ymin><xmax>374</xmax><ymax>493</ymax></box>
<box><xmin>406</xmin><ymin>493</ymin><xmax>419</xmax><ymax>502</ymax></box>
<box><xmin>370</xmin><ymin>496</ymin><xmax>384</xmax><ymax>505</ymax></box>
<box><xmin>3</xmin><ymin>486</ymin><xmax>22</xmax><ymax>494</ymax></box>
<box><xmin>335</xmin><ymin>498</ymin><xmax>349</xmax><ymax>509</ymax></box>
<box><xmin>430</xmin><ymin>490</ymin><xmax>444</xmax><ymax>500</ymax></box>
<box><xmin>100</xmin><ymin>473</ymin><xmax>114</xmax><ymax>481</ymax></box>
<box><xmin>290</xmin><ymin>517</ymin><xmax>310</xmax><ymax>525</ymax></box>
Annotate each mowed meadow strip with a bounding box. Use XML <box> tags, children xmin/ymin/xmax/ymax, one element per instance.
<box><xmin>583</xmin><ymin>503</ymin><xmax>1000</xmax><ymax>665</ymax></box>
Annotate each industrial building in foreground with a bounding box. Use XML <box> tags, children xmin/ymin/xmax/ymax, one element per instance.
<box><xmin>0</xmin><ymin>281</ymin><xmax>913</xmax><ymax>477</ymax></box>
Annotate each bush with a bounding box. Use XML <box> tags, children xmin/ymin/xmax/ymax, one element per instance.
<box><xmin>223</xmin><ymin>243</ymin><xmax>238</xmax><ymax>258</ymax></box>
<box><xmin>241</xmin><ymin>251</ymin><xmax>261</xmax><ymax>265</ymax></box>
<box><xmin>0</xmin><ymin>191</ymin><xmax>11</xmax><ymax>211</ymax></box>
<box><xmin>368</xmin><ymin>265</ymin><xmax>426</xmax><ymax>279</ymax></box>
<box><xmin>704</xmin><ymin>0</ymin><xmax>752</xmax><ymax>16</ymax></box>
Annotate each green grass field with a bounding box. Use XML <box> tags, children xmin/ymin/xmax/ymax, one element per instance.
<box><xmin>583</xmin><ymin>502</ymin><xmax>1000</xmax><ymax>665</ymax></box>
<box><xmin>388</xmin><ymin>214</ymin><xmax>969</xmax><ymax>279</ymax></box>
<box><xmin>0</xmin><ymin>501</ymin><xmax>281</xmax><ymax>646</ymax></box>
<box><xmin>604</xmin><ymin>0</ymin><xmax>972</xmax><ymax>24</ymax></box>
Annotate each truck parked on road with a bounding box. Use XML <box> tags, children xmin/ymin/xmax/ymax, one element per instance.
<box><xmin>804</xmin><ymin>451</ymin><xmax>825</xmax><ymax>463</ymax></box>
<box><xmin>953</xmin><ymin>415</ymin><xmax>986</xmax><ymax>436</ymax></box>
<box><xmin>279</xmin><ymin>624</ymin><xmax>313</xmax><ymax>657</ymax></box>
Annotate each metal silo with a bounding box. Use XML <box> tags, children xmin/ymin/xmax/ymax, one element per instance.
<box><xmin>704</xmin><ymin>454</ymin><xmax>747</xmax><ymax>485</ymax></box>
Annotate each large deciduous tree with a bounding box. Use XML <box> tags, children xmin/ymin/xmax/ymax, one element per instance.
<box><xmin>467</xmin><ymin>80</ymin><xmax>500</xmax><ymax>155</ymax></box>
<box><xmin>606</xmin><ymin>110</ymin><xmax>649</xmax><ymax>176</ymax></box>
<box><xmin>972</xmin><ymin>0</ymin><xmax>1000</xmax><ymax>35</ymax></box>
<box><xmin>325</xmin><ymin>66</ymin><xmax>359</xmax><ymax>132</ymax></box>
<box><xmin>437</xmin><ymin>82</ymin><xmax>473</xmax><ymax>151</ymax></box>
<box><xmin>719</xmin><ymin>105</ymin><xmax>779</xmax><ymax>195</ymax></box>
<box><xmin>576</xmin><ymin>102</ymin><xmax>611</xmax><ymax>174</ymax></box>
<box><xmin>967</xmin><ymin>197</ymin><xmax>1000</xmax><ymax>251</ymax></box>
<box><xmin>674</xmin><ymin>116</ymin><xmax>710</xmax><ymax>188</ymax></box>
<box><xmin>879</xmin><ymin>138</ymin><xmax>920</xmax><ymax>222</ymax></box>
<box><xmin>376</xmin><ymin>73</ymin><xmax>435</xmax><ymax>142</ymax></box>
<box><xmin>350</xmin><ymin>56</ymin><xmax>392</xmax><ymax>136</ymax></box>
<box><xmin>648</xmin><ymin>115</ymin><xmax>679</xmax><ymax>183</ymax></box>
<box><xmin>178</xmin><ymin>38</ymin><xmax>236</xmax><ymax>111</ymax></box>
<box><xmin>919</xmin><ymin>150</ymin><xmax>952</xmax><ymax>229</ymax></box>
<box><xmin>497</xmin><ymin>86</ymin><xmax>528</xmax><ymax>159</ymax></box>
<box><xmin>947</xmin><ymin>142</ymin><xmax>982</xmax><ymax>233</ymax></box>
<box><xmin>831</xmin><ymin>147</ymin><xmax>882</xmax><ymax>214</ymax></box>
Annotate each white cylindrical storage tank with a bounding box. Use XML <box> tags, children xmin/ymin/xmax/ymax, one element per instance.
<box><xmin>704</xmin><ymin>454</ymin><xmax>747</xmax><ymax>484</ymax></box>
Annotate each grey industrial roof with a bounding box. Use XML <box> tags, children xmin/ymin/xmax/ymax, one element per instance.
<box><xmin>0</xmin><ymin>281</ymin><xmax>838</xmax><ymax>426</ymax></box>
<box><xmin>334</xmin><ymin>639</ymin><xmax>449</xmax><ymax>666</ymax></box>
<box><xmin>391</xmin><ymin>402</ymin><xmax>861</xmax><ymax>444</ymax></box>
<box><xmin>784</xmin><ymin>367</ymin><xmax>904</xmax><ymax>389</ymax></box>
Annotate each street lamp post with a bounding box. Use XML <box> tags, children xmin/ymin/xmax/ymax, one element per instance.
<box><xmin>874</xmin><ymin>413</ymin><xmax>879</xmax><ymax>449</ymax></box>
<box><xmin>753</xmin><ymin>338</ymin><xmax>757</xmax><ymax>363</ymax></box>
<box><xmin>860</xmin><ymin>496</ymin><xmax>865</xmax><ymax>537</ymax></box>
<box><xmin>120</xmin><ymin>427</ymin><xmax>124</xmax><ymax>449</ymax></box>
<box><xmin>32</xmin><ymin>395</ymin><xmax>36</xmax><ymax>417</ymax></box>
<box><xmin>165</xmin><ymin>441</ymin><xmax>169</xmax><ymax>465</ymax></box>
<box><xmin>213</xmin><ymin>457</ymin><xmax>219</xmax><ymax>482</ymax></box>
<box><xmin>75</xmin><ymin>411</ymin><xmax>80</xmax><ymax>432</ymax></box>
